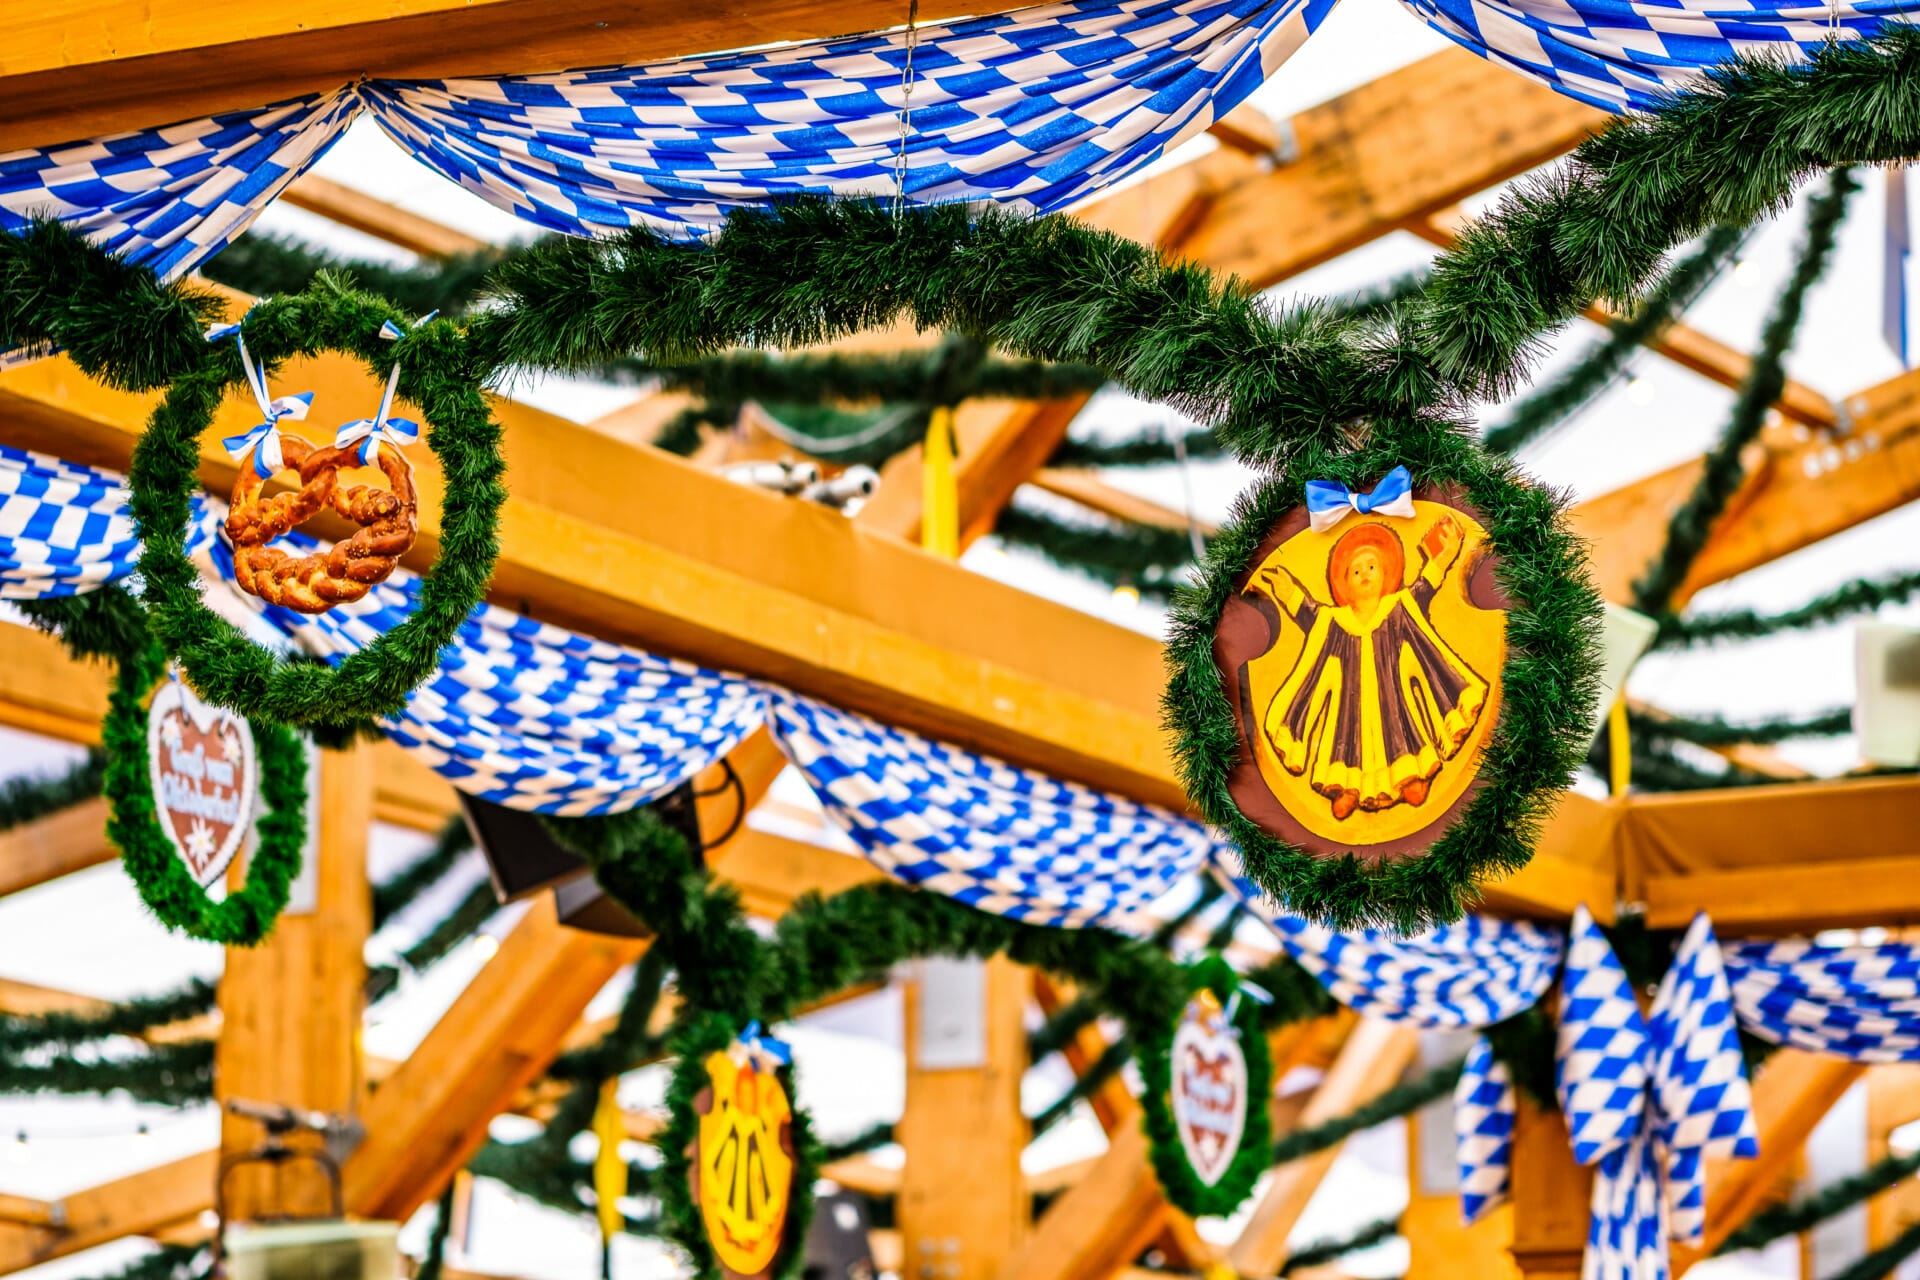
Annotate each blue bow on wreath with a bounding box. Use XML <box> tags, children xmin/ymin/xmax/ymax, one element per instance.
<box><xmin>206</xmin><ymin>314</ymin><xmax>313</xmax><ymax>479</ymax></box>
<box><xmin>730</xmin><ymin>1020</ymin><xmax>793</xmax><ymax>1071</ymax></box>
<box><xmin>334</xmin><ymin>311</ymin><xmax>437</xmax><ymax>465</ymax></box>
<box><xmin>1303</xmin><ymin>465</ymin><xmax>1416</xmax><ymax>533</ymax></box>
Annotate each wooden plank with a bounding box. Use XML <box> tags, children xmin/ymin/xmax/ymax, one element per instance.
<box><xmin>1626</xmin><ymin>775</ymin><xmax>1920</xmax><ymax>932</ymax></box>
<box><xmin>0</xmin><ymin>1151</ymin><xmax>217</xmax><ymax>1271</ymax></box>
<box><xmin>1507</xmin><ymin>1098</ymin><xmax>1590</xmax><ymax>1280</ymax></box>
<box><xmin>1229</xmin><ymin>1019</ymin><xmax>1421</xmax><ymax>1276</ymax></box>
<box><xmin>1672</xmin><ymin>1051</ymin><xmax>1868</xmax><ymax>1272</ymax></box>
<box><xmin>217</xmin><ymin>742</ymin><xmax>373</xmax><ymax>1220</ymax></box>
<box><xmin>0</xmin><ymin>0</ymin><xmax>985</xmax><ymax>153</ymax></box>
<box><xmin>1573</xmin><ymin>366</ymin><xmax>1920</xmax><ymax>606</ymax></box>
<box><xmin>1177</xmin><ymin>50</ymin><xmax>1604</xmax><ymax>292</ymax></box>
<box><xmin>0</xmin><ymin>797</ymin><xmax>112</xmax><ymax>896</ymax></box>
<box><xmin>281</xmin><ymin>176</ymin><xmax>489</xmax><ymax>259</ymax></box>
<box><xmin>1030</xmin><ymin>470</ymin><xmax>1219</xmax><ymax>538</ymax></box>
<box><xmin>897</xmin><ymin>956</ymin><xmax>1030</xmax><ymax>1280</ymax></box>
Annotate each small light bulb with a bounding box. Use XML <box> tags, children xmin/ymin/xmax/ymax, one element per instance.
<box><xmin>1733</xmin><ymin>258</ymin><xmax>1760</xmax><ymax>287</ymax></box>
<box><xmin>8</xmin><ymin>1132</ymin><xmax>26</xmax><ymax>1165</ymax></box>
<box><xmin>135</xmin><ymin>1123</ymin><xmax>152</xmax><ymax>1144</ymax></box>
<box><xmin>1111</xmin><ymin>584</ymin><xmax>1141</xmax><ymax>608</ymax></box>
<box><xmin>471</xmin><ymin>933</ymin><xmax>500</xmax><ymax>962</ymax></box>
<box><xmin>1626</xmin><ymin>376</ymin><xmax>1656</xmax><ymax>406</ymax></box>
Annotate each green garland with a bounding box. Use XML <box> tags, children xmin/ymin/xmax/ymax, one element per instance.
<box><xmin>1280</xmin><ymin>1216</ymin><xmax>1402</xmax><ymax>1275</ymax></box>
<box><xmin>129</xmin><ymin>275</ymin><xmax>504</xmax><ymax>727</ymax></box>
<box><xmin>417</xmin><ymin>1181</ymin><xmax>457</xmax><ymax>1280</ymax></box>
<box><xmin>1718</xmin><ymin>1145</ymin><xmax>1920</xmax><ymax>1255</ymax></box>
<box><xmin>1050</xmin><ymin>425</ymin><xmax>1227</xmax><ymax>470</ymax></box>
<box><xmin>1032</xmin><ymin>1036</ymin><xmax>1133</xmax><ymax>1136</ymax></box>
<box><xmin>74</xmin><ymin>1245</ymin><xmax>204</xmax><ymax>1280</ymax></box>
<box><xmin>1165</xmin><ymin>412</ymin><xmax>1604</xmax><ymax>932</ymax></box>
<box><xmin>1138</xmin><ymin>954</ymin><xmax>1275</xmax><ymax>1217</ymax></box>
<box><xmin>0</xmin><ymin>1039</ymin><xmax>214</xmax><ymax>1108</ymax></box>
<box><xmin>1630</xmin><ymin>706</ymin><xmax>1852</xmax><ymax>747</ymax></box>
<box><xmin>995</xmin><ymin>499</ymin><xmax>1201</xmax><ymax>592</ymax></box>
<box><xmin>1657</xmin><ymin>567</ymin><xmax>1920</xmax><ymax>648</ymax></box>
<box><xmin>1481</xmin><ymin>224</ymin><xmax>1744</xmax><ymax>456</ymax></box>
<box><xmin>23</xmin><ymin>587</ymin><xmax>311</xmax><ymax>946</ymax></box>
<box><xmin>1271</xmin><ymin>1057</ymin><xmax>1464</xmax><ymax>1165</ymax></box>
<box><xmin>0</xmin><ymin>749</ymin><xmax>104</xmax><ymax>831</ymax></box>
<box><xmin>203</xmin><ymin>232</ymin><xmax>513</xmax><ymax>318</ymax></box>
<box><xmin>1631</xmin><ymin>168</ymin><xmax>1857</xmax><ymax>617</ymax></box>
<box><xmin>1820</xmin><ymin>1218</ymin><xmax>1920</xmax><ymax>1280</ymax></box>
<box><xmin>371</xmin><ymin>816</ymin><xmax>474</xmax><ymax>928</ymax></box>
<box><xmin>0</xmin><ymin>977</ymin><xmax>216</xmax><ymax>1055</ymax></box>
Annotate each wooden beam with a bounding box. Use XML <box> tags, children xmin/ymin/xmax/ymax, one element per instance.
<box><xmin>0</xmin><ymin>797</ymin><xmax>112</xmax><ymax>896</ymax></box>
<box><xmin>1175</xmin><ymin>50</ymin><xmax>1604</xmax><ymax>292</ymax></box>
<box><xmin>1229</xmin><ymin>1019</ymin><xmax>1421</xmax><ymax>1276</ymax></box>
<box><xmin>0</xmin><ymin>344</ymin><xmax>1187</xmax><ymax>813</ymax></box>
<box><xmin>1624</xmin><ymin>774</ymin><xmax>1920</xmax><ymax>932</ymax></box>
<box><xmin>1573</xmin><ymin>366</ymin><xmax>1920</xmax><ymax>606</ymax></box>
<box><xmin>897</xmin><ymin>956</ymin><xmax>1030</xmax><ymax>1280</ymax></box>
<box><xmin>0</xmin><ymin>0</ymin><xmax>985</xmax><ymax>154</ymax></box>
<box><xmin>1002</xmin><ymin>1122</ymin><xmax>1177</xmax><ymax>1280</ymax></box>
<box><xmin>1507</xmin><ymin>1098</ymin><xmax>1590</xmax><ymax>1280</ymax></box>
<box><xmin>1672</xmin><ymin>1051</ymin><xmax>1868</xmax><ymax>1272</ymax></box>
<box><xmin>217</xmin><ymin>743</ymin><xmax>373</xmax><ymax>1220</ymax></box>
<box><xmin>1409</xmin><ymin>212</ymin><xmax>1835</xmax><ymax>431</ymax></box>
<box><xmin>281</xmin><ymin>176</ymin><xmax>489</xmax><ymax>259</ymax></box>
<box><xmin>1030</xmin><ymin>470</ymin><xmax>1219</xmax><ymax>538</ymax></box>
<box><xmin>0</xmin><ymin>1151</ymin><xmax>217</xmax><ymax>1271</ymax></box>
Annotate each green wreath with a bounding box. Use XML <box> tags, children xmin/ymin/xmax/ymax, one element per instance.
<box><xmin>1139</xmin><ymin>953</ymin><xmax>1274</xmax><ymax>1217</ymax></box>
<box><xmin>659</xmin><ymin>1010</ymin><xmax>819</xmax><ymax>1280</ymax></box>
<box><xmin>129</xmin><ymin>278</ymin><xmax>503</xmax><ymax>727</ymax></box>
<box><xmin>1165</xmin><ymin>411</ymin><xmax>1601</xmax><ymax>934</ymax></box>
<box><xmin>20</xmin><ymin>586</ymin><xmax>309</xmax><ymax>946</ymax></box>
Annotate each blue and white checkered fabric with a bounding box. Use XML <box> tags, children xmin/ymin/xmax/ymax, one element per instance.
<box><xmin>1725</xmin><ymin>936</ymin><xmax>1920</xmax><ymax>1061</ymax></box>
<box><xmin>0</xmin><ymin>444</ymin><xmax>141</xmax><ymax>598</ymax></box>
<box><xmin>199</xmin><ymin>525</ymin><xmax>767</xmax><ymax>816</ymax></box>
<box><xmin>0</xmin><ymin>91</ymin><xmax>357</xmax><ymax>284</ymax></box>
<box><xmin>1219</xmin><ymin>869</ymin><xmax>1564</xmax><ymax>1026</ymax></box>
<box><xmin>1395</xmin><ymin>0</ymin><xmax>1920</xmax><ymax>115</ymax></box>
<box><xmin>768</xmin><ymin>689</ymin><xmax>1211</xmax><ymax>930</ymax></box>
<box><xmin>359</xmin><ymin>0</ymin><xmax>1331</xmax><ymax>235</ymax></box>
<box><xmin>1556</xmin><ymin>907</ymin><xmax>1756</xmax><ymax>1280</ymax></box>
<box><xmin>1455</xmin><ymin>1037</ymin><xmax>1516</xmax><ymax>1223</ymax></box>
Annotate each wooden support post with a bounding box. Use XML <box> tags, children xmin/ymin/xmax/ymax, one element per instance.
<box><xmin>1403</xmin><ymin>1036</ymin><xmax>1520</xmax><ymax>1280</ymax></box>
<box><xmin>216</xmin><ymin>742</ymin><xmax>373</xmax><ymax>1221</ymax></box>
<box><xmin>1506</xmin><ymin>1098</ymin><xmax>1591</xmax><ymax>1280</ymax></box>
<box><xmin>897</xmin><ymin>956</ymin><xmax>1029</xmax><ymax>1280</ymax></box>
<box><xmin>1230</xmin><ymin>1018</ymin><xmax>1420</xmax><ymax>1277</ymax></box>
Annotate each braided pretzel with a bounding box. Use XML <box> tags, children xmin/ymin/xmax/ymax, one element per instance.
<box><xmin>227</xmin><ymin>438</ymin><xmax>418</xmax><ymax>614</ymax></box>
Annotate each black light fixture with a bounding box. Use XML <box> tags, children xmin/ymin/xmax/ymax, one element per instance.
<box><xmin>801</xmin><ymin>1190</ymin><xmax>877</xmax><ymax>1280</ymax></box>
<box><xmin>457</xmin><ymin>793</ymin><xmax>589</xmax><ymax>903</ymax></box>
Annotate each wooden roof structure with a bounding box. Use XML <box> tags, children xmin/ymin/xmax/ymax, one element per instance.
<box><xmin>1</xmin><ymin>4</ymin><xmax>1918</xmax><ymax>1279</ymax></box>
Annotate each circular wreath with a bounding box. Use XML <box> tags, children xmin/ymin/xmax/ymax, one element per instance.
<box><xmin>129</xmin><ymin>282</ymin><xmax>503</xmax><ymax>727</ymax></box>
<box><xmin>1165</xmin><ymin>411</ymin><xmax>1602</xmax><ymax>934</ymax></box>
<box><xmin>1138</xmin><ymin>953</ymin><xmax>1274</xmax><ymax>1217</ymax></box>
<box><xmin>101</xmin><ymin>604</ymin><xmax>310</xmax><ymax>945</ymax></box>
<box><xmin>659</xmin><ymin>1010</ymin><xmax>819</xmax><ymax>1280</ymax></box>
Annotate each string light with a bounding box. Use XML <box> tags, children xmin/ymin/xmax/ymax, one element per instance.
<box><xmin>1627</xmin><ymin>375</ymin><xmax>1657</xmax><ymax>406</ymax></box>
<box><xmin>1112</xmin><ymin>583</ymin><xmax>1141</xmax><ymax>608</ymax></box>
<box><xmin>8</xmin><ymin>1132</ymin><xmax>25</xmax><ymax>1165</ymax></box>
<box><xmin>471</xmin><ymin>933</ymin><xmax>500</xmax><ymax>962</ymax></box>
<box><xmin>1733</xmin><ymin>257</ymin><xmax>1761</xmax><ymax>287</ymax></box>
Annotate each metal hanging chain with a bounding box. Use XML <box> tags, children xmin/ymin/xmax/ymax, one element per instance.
<box><xmin>892</xmin><ymin>0</ymin><xmax>921</xmax><ymax>223</ymax></box>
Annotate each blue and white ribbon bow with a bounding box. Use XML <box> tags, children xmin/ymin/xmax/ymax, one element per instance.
<box><xmin>730</xmin><ymin>1020</ymin><xmax>793</xmax><ymax>1072</ymax></box>
<box><xmin>335</xmin><ymin>312</ymin><xmax>436</xmax><ymax>465</ymax></box>
<box><xmin>1556</xmin><ymin>907</ymin><xmax>1756</xmax><ymax>1280</ymax></box>
<box><xmin>1303</xmin><ymin>465</ymin><xmax>1417</xmax><ymax>533</ymax></box>
<box><xmin>207</xmin><ymin>319</ymin><xmax>314</xmax><ymax>479</ymax></box>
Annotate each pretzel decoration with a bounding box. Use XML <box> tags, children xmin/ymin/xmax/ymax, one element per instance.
<box><xmin>213</xmin><ymin>315</ymin><xmax>422</xmax><ymax>615</ymax></box>
<box><xmin>226</xmin><ymin>437</ymin><xmax>418</xmax><ymax>614</ymax></box>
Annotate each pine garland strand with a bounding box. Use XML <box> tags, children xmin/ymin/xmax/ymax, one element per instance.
<box><xmin>1270</xmin><ymin>1058</ymin><xmax>1465</xmax><ymax>1165</ymax></box>
<box><xmin>1631</xmin><ymin>168</ymin><xmax>1858</xmax><ymax>616</ymax></box>
<box><xmin>1281</xmin><ymin>1216</ymin><xmax>1403</xmax><ymax>1275</ymax></box>
<box><xmin>1630</xmin><ymin>706</ymin><xmax>1853</xmax><ymax>746</ymax></box>
<box><xmin>1657</xmin><ymin>568</ymin><xmax>1920</xmax><ymax>647</ymax></box>
<box><xmin>1718</xmin><ymin>1145</ymin><xmax>1920</xmax><ymax>1255</ymax></box>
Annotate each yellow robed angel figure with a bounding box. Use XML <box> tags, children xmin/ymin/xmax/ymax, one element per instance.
<box><xmin>1250</xmin><ymin>482</ymin><xmax>1490</xmax><ymax>822</ymax></box>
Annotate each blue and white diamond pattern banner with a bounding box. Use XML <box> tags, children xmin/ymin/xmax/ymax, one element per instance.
<box><xmin>361</xmin><ymin>0</ymin><xmax>1333</xmax><ymax>235</ymax></box>
<box><xmin>0</xmin><ymin>91</ymin><xmax>359</xmax><ymax>285</ymax></box>
<box><xmin>767</xmin><ymin>688</ymin><xmax>1212</xmax><ymax>930</ymax></box>
<box><xmin>1395</xmin><ymin>0</ymin><xmax>1919</xmax><ymax>115</ymax></box>
<box><xmin>1725</xmin><ymin>936</ymin><xmax>1920</xmax><ymax>1061</ymax></box>
<box><xmin>1557</xmin><ymin>907</ymin><xmax>1756</xmax><ymax>1280</ymax></box>
<box><xmin>1221</xmin><ymin>872</ymin><xmax>1564</xmax><ymax>1026</ymax></box>
<box><xmin>1455</xmin><ymin>1036</ymin><xmax>1517</xmax><ymax>1223</ymax></box>
<box><xmin>0</xmin><ymin>443</ymin><xmax>143</xmax><ymax>599</ymax></box>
